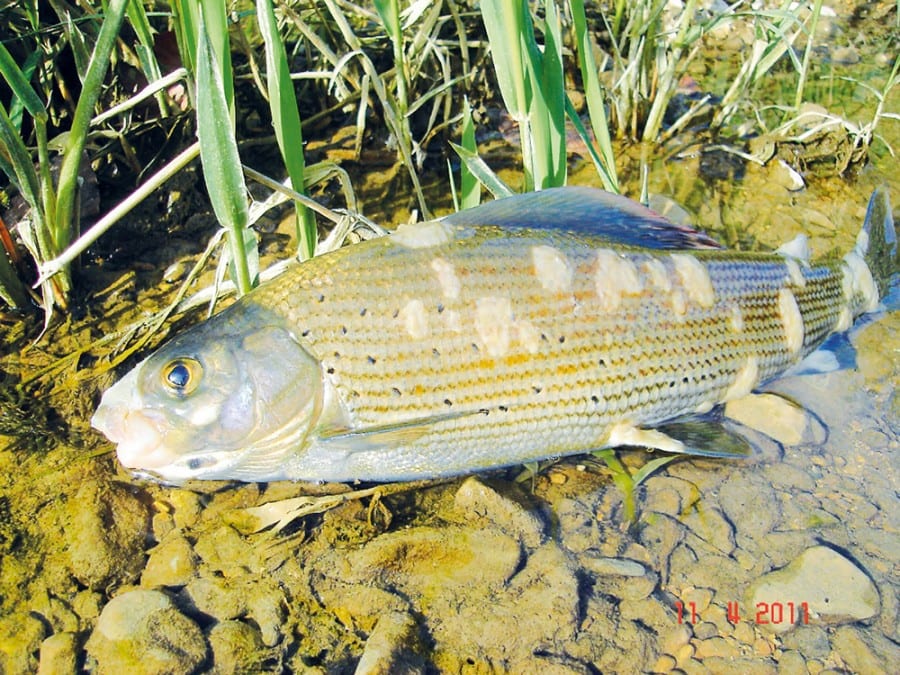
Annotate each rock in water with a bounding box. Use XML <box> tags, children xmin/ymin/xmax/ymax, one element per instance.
<box><xmin>746</xmin><ymin>545</ymin><xmax>880</xmax><ymax>633</ymax></box>
<box><xmin>86</xmin><ymin>590</ymin><xmax>207</xmax><ymax>673</ymax></box>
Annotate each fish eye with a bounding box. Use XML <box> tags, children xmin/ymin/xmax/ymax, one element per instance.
<box><xmin>162</xmin><ymin>358</ymin><xmax>202</xmax><ymax>397</ymax></box>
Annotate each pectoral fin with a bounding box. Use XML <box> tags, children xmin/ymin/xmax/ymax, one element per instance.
<box><xmin>317</xmin><ymin>410</ymin><xmax>487</xmax><ymax>455</ymax></box>
<box><xmin>605</xmin><ymin>419</ymin><xmax>752</xmax><ymax>459</ymax></box>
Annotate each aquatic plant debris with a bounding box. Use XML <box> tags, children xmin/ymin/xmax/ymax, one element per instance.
<box><xmin>92</xmin><ymin>186</ymin><xmax>897</xmax><ymax>483</ymax></box>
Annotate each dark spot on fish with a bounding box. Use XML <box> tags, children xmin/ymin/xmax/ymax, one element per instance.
<box><xmin>301</xmin><ymin>329</ymin><xmax>311</xmax><ymax>337</ymax></box>
<box><xmin>334</xmin><ymin>351</ymin><xmax>341</xmax><ymax>359</ymax></box>
<box><xmin>499</xmin><ymin>405</ymin><xmax>508</xmax><ymax>412</ymax></box>
<box><xmin>558</xmin><ymin>336</ymin><xmax>566</xmax><ymax>344</ymax></box>
<box><xmin>598</xmin><ymin>358</ymin><xmax>606</xmax><ymax>367</ymax></box>
<box><xmin>326</xmin><ymin>367</ymin><xmax>335</xmax><ymax>375</ymax></box>
<box><xmin>317</xmin><ymin>294</ymin><xmax>325</xmax><ymax>303</ymax></box>
<box><xmin>479</xmin><ymin>408</ymin><xmax>490</xmax><ymax>415</ymax></box>
<box><xmin>432</xmin><ymin>348</ymin><xmax>440</xmax><ymax>357</ymax></box>
<box><xmin>444</xmin><ymin>398</ymin><xmax>453</xmax><ymax>407</ymax></box>
<box><xmin>391</xmin><ymin>387</ymin><xmax>401</xmax><ymax>396</ymax></box>
<box><xmin>392</xmin><ymin>308</ymin><xmax>400</xmax><ymax>318</ymax></box>
<box><xmin>437</xmin><ymin>303</ymin><xmax>444</xmax><ymax>313</ymax></box>
<box><xmin>367</xmin><ymin>356</ymin><xmax>377</xmax><ymax>365</ymax></box>
<box><xmin>533</xmin><ymin>385</ymin><xmax>543</xmax><ymax>394</ymax></box>
<box><xmin>340</xmin><ymin>326</ymin><xmax>348</xmax><ymax>335</ymax></box>
<box><xmin>682</xmin><ymin>376</ymin><xmax>690</xmax><ymax>383</ymax></box>
<box><xmin>471</xmin><ymin>343</ymin><xmax>480</xmax><ymax>353</ymax></box>
<box><xmin>187</xmin><ymin>457</ymin><xmax>212</xmax><ymax>470</ymax></box>
<box><xmin>360</xmin><ymin>307</ymin><xmax>367</xmax><ymax>316</ymax></box>
<box><xmin>591</xmin><ymin>395</ymin><xmax>600</xmax><ymax>404</ymax></box>
<box><xmin>541</xmin><ymin>333</ymin><xmax>548</xmax><ymax>342</ymax></box>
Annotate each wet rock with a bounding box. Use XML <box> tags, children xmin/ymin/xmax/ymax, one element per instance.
<box><xmin>66</xmin><ymin>480</ymin><xmax>150</xmax><ymax>589</ymax></box>
<box><xmin>831</xmin><ymin>625</ymin><xmax>894</xmax><ymax>674</ymax></box>
<box><xmin>453</xmin><ymin>476</ymin><xmax>545</xmax><ymax>547</ymax></box>
<box><xmin>207</xmin><ymin>620</ymin><xmax>275</xmax><ymax>675</ymax></box>
<box><xmin>314</xmin><ymin>580</ymin><xmax>409</xmax><ymax>634</ymax></box>
<box><xmin>682</xmin><ymin>505</ymin><xmax>735</xmax><ymax>556</ymax></box>
<box><xmin>0</xmin><ymin>613</ymin><xmax>46</xmax><ymax>673</ymax></box>
<box><xmin>637</xmin><ymin>512</ymin><xmax>686</xmax><ymax>578</ymax></box>
<box><xmin>86</xmin><ymin>589</ymin><xmax>206</xmax><ymax>674</ymax></box>
<box><xmin>354</xmin><ymin>611</ymin><xmax>426</xmax><ymax>675</ymax></box>
<box><xmin>719</xmin><ymin>472</ymin><xmax>779</xmax><ymax>544</ymax></box>
<box><xmin>141</xmin><ymin>533</ymin><xmax>198</xmax><ymax>587</ymax></box>
<box><xmin>582</xmin><ymin>555</ymin><xmax>646</xmax><ymax>577</ymax></box>
<box><xmin>777</xmin><ymin>649</ymin><xmax>806</xmax><ymax>673</ymax></box>
<box><xmin>781</xmin><ymin>624</ymin><xmax>830</xmax><ymax>658</ymax></box>
<box><xmin>342</xmin><ymin>525</ymin><xmax>522</xmax><ymax>595</ymax></box>
<box><xmin>37</xmin><ymin>632</ymin><xmax>79</xmax><ymax>675</ymax></box>
<box><xmin>745</xmin><ymin>545</ymin><xmax>880</xmax><ymax>633</ymax></box>
<box><xmin>724</xmin><ymin>393</ymin><xmax>814</xmax><ymax>446</ymax></box>
<box><xmin>701</xmin><ymin>656</ymin><xmax>776</xmax><ymax>674</ymax></box>
<box><xmin>763</xmin><ymin>462</ymin><xmax>816</xmax><ymax>492</ymax></box>
<box><xmin>184</xmin><ymin>576</ymin><xmax>247</xmax><ymax>621</ymax></box>
<box><xmin>193</xmin><ymin>525</ymin><xmax>254</xmax><ymax>577</ymax></box>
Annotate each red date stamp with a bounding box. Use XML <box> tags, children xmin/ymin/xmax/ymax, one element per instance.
<box><xmin>676</xmin><ymin>600</ymin><xmax>810</xmax><ymax>626</ymax></box>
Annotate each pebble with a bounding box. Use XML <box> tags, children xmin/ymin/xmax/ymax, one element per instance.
<box><xmin>724</xmin><ymin>393</ymin><xmax>809</xmax><ymax>446</ymax></box>
<box><xmin>37</xmin><ymin>632</ymin><xmax>78</xmax><ymax>675</ymax></box>
<box><xmin>831</xmin><ymin>625</ymin><xmax>894</xmax><ymax>674</ymax></box>
<box><xmin>681</xmin><ymin>505</ymin><xmax>735</xmax><ymax>556</ymax></box>
<box><xmin>141</xmin><ymin>533</ymin><xmax>197</xmax><ymax>587</ymax></box>
<box><xmin>86</xmin><ymin>589</ymin><xmax>206</xmax><ymax>673</ymax></box>
<box><xmin>745</xmin><ymin>545</ymin><xmax>880</xmax><ymax>633</ymax></box>
<box><xmin>719</xmin><ymin>473</ymin><xmax>779</xmax><ymax>543</ymax></box>
<box><xmin>776</xmin><ymin>648</ymin><xmax>806</xmax><ymax>673</ymax></box>
<box><xmin>453</xmin><ymin>476</ymin><xmax>545</xmax><ymax>548</ymax></box>
<box><xmin>354</xmin><ymin>611</ymin><xmax>425</xmax><ymax>675</ymax></box>
<box><xmin>207</xmin><ymin>620</ymin><xmax>273</xmax><ymax>675</ymax></box>
<box><xmin>582</xmin><ymin>556</ymin><xmax>646</xmax><ymax>577</ymax></box>
<box><xmin>66</xmin><ymin>480</ymin><xmax>150</xmax><ymax>589</ymax></box>
<box><xmin>781</xmin><ymin>624</ymin><xmax>830</xmax><ymax>658</ymax></box>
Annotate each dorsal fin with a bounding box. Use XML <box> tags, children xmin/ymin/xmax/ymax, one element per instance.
<box><xmin>442</xmin><ymin>186</ymin><xmax>723</xmax><ymax>250</ymax></box>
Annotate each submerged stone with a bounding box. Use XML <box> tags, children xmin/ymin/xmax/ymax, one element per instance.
<box><xmin>86</xmin><ymin>589</ymin><xmax>206</xmax><ymax>674</ymax></box>
<box><xmin>745</xmin><ymin>545</ymin><xmax>880</xmax><ymax>634</ymax></box>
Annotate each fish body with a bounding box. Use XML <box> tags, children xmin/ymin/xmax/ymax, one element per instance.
<box><xmin>92</xmin><ymin>187</ymin><xmax>897</xmax><ymax>483</ymax></box>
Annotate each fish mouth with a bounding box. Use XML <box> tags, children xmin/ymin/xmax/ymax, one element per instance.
<box><xmin>92</xmin><ymin>404</ymin><xmax>182</xmax><ymax>472</ymax></box>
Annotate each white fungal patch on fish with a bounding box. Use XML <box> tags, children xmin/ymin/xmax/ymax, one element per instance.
<box><xmin>442</xmin><ymin>309</ymin><xmax>463</xmax><ymax>333</ymax></box>
<box><xmin>776</xmin><ymin>234</ymin><xmax>811</xmax><ymax>261</ymax></box>
<box><xmin>671</xmin><ymin>253</ymin><xmax>716</xmax><ymax>308</ymax></box>
<box><xmin>783</xmin><ymin>258</ymin><xmax>806</xmax><ymax>288</ymax></box>
<box><xmin>724</xmin><ymin>357</ymin><xmax>759</xmax><ymax>401</ymax></box>
<box><xmin>430</xmin><ymin>257</ymin><xmax>461</xmax><ymax>299</ymax></box>
<box><xmin>835</xmin><ymin>306</ymin><xmax>853</xmax><ymax>332</ymax></box>
<box><xmin>475</xmin><ymin>296</ymin><xmax>513</xmax><ymax>356</ymax></box>
<box><xmin>531</xmin><ymin>245</ymin><xmax>574</xmax><ymax>293</ymax></box>
<box><xmin>728</xmin><ymin>303</ymin><xmax>744</xmax><ymax>332</ymax></box>
<box><xmin>670</xmin><ymin>289</ymin><xmax>687</xmax><ymax>316</ymax></box>
<box><xmin>398</xmin><ymin>299</ymin><xmax>429</xmax><ymax>340</ymax></box>
<box><xmin>842</xmin><ymin>250</ymin><xmax>879</xmax><ymax>312</ymax></box>
<box><xmin>514</xmin><ymin>319</ymin><xmax>541</xmax><ymax>354</ymax></box>
<box><xmin>391</xmin><ymin>220</ymin><xmax>455</xmax><ymax>249</ymax></box>
<box><xmin>593</xmin><ymin>249</ymin><xmax>643</xmax><ymax>312</ymax></box>
<box><xmin>642</xmin><ymin>258</ymin><xmax>672</xmax><ymax>292</ymax></box>
<box><xmin>778</xmin><ymin>288</ymin><xmax>805</xmax><ymax>355</ymax></box>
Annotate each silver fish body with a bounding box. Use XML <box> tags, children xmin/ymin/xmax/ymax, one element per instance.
<box><xmin>92</xmin><ymin>187</ymin><xmax>897</xmax><ymax>483</ymax></box>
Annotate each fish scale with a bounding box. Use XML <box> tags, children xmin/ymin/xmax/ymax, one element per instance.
<box><xmin>250</xmin><ymin>234</ymin><xmax>845</xmax><ymax>476</ymax></box>
<box><xmin>91</xmin><ymin>187</ymin><xmax>896</xmax><ymax>483</ymax></box>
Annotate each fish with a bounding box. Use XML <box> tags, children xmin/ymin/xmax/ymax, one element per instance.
<box><xmin>91</xmin><ymin>186</ymin><xmax>897</xmax><ymax>484</ymax></box>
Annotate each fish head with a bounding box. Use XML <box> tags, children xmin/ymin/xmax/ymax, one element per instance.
<box><xmin>92</xmin><ymin>303</ymin><xmax>324</xmax><ymax>483</ymax></box>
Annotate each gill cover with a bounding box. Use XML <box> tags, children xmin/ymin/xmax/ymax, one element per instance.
<box><xmin>93</xmin><ymin>301</ymin><xmax>324</xmax><ymax>482</ymax></box>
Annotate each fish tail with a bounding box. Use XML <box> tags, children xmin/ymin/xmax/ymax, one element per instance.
<box><xmin>857</xmin><ymin>187</ymin><xmax>897</xmax><ymax>302</ymax></box>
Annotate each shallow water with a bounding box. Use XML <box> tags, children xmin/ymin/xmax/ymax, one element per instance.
<box><xmin>2</xmin><ymin>8</ymin><xmax>900</xmax><ymax>675</ymax></box>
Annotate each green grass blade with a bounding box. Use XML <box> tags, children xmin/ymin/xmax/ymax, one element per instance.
<box><xmin>54</xmin><ymin>0</ymin><xmax>129</xmax><ymax>260</ymax></box>
<box><xmin>257</xmin><ymin>0</ymin><xmax>317</xmax><ymax>260</ymax></box>
<box><xmin>0</xmin><ymin>41</ymin><xmax>47</xmax><ymax>123</ymax></box>
<box><xmin>459</xmin><ymin>99</ymin><xmax>480</xmax><ymax>209</ymax></box>
<box><xmin>569</xmin><ymin>0</ymin><xmax>618</xmax><ymax>192</ymax></box>
<box><xmin>450</xmin><ymin>142</ymin><xmax>514</xmax><ymax>199</ymax></box>
<box><xmin>171</xmin><ymin>0</ymin><xmax>199</xmax><ymax>75</ymax></box>
<box><xmin>196</xmin><ymin>9</ymin><xmax>254</xmax><ymax>295</ymax></box>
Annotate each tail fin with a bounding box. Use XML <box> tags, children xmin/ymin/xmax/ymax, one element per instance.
<box><xmin>857</xmin><ymin>187</ymin><xmax>898</xmax><ymax>301</ymax></box>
